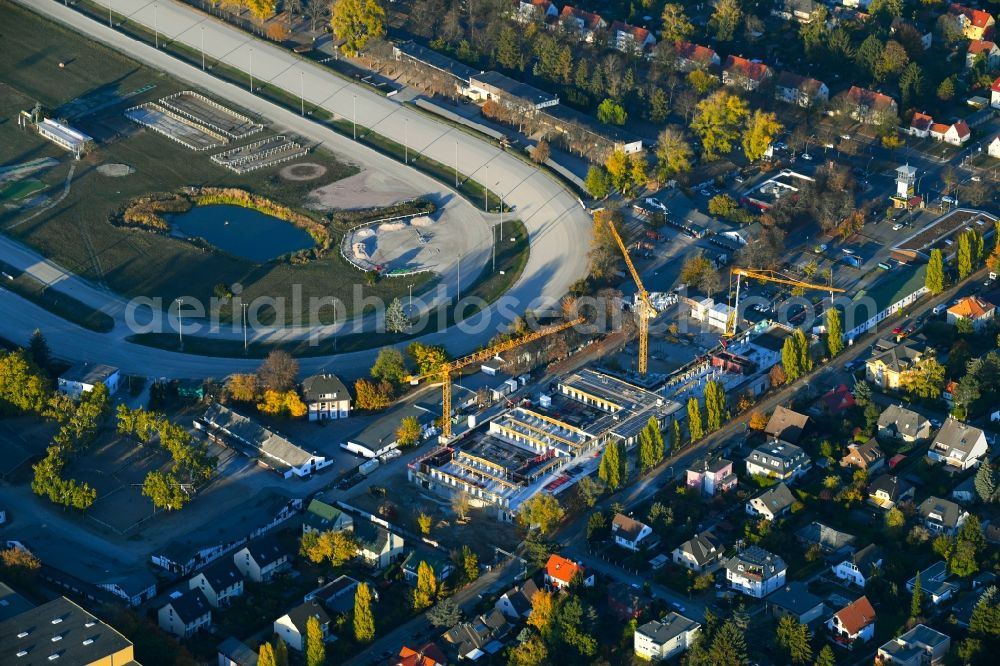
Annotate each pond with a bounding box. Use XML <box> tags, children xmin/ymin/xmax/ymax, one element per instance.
<box><xmin>168</xmin><ymin>204</ymin><xmax>315</xmax><ymax>262</ymax></box>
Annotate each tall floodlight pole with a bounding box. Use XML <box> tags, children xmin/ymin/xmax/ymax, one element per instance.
<box><xmin>484</xmin><ymin>165</ymin><xmax>489</xmax><ymax>211</ymax></box>
<box><xmin>499</xmin><ymin>190</ymin><xmax>504</xmax><ymax>239</ymax></box>
<box><xmin>242</xmin><ymin>303</ymin><xmax>248</xmax><ymax>354</ymax></box>
<box><xmin>175</xmin><ymin>298</ymin><xmax>184</xmax><ymax>349</ymax></box>
<box><xmin>408</xmin><ymin>283</ymin><xmax>413</xmax><ymax>315</ymax></box>
<box><xmin>454</xmin><ymin>141</ymin><xmax>459</xmax><ymax>188</ymax></box>
<box><xmin>457</xmin><ymin>257</ymin><xmax>461</xmax><ymax>302</ymax></box>
<box><xmin>249</xmin><ymin>48</ymin><xmax>254</xmax><ymax>92</ymax></box>
<box><xmin>201</xmin><ymin>26</ymin><xmax>205</xmax><ymax>70</ymax></box>
<box><xmin>404</xmin><ymin>118</ymin><xmax>408</xmax><ymax>163</ymax></box>
<box><xmin>109</xmin><ymin>0</ymin><xmax>112</xmax><ymax>27</ymax></box>
<box><xmin>300</xmin><ymin>71</ymin><xmax>304</xmax><ymax>115</ymax></box>
<box><xmin>154</xmin><ymin>3</ymin><xmax>158</xmax><ymax>48</ymax></box>
<box><xmin>353</xmin><ymin>94</ymin><xmax>357</xmax><ymax>140</ymax></box>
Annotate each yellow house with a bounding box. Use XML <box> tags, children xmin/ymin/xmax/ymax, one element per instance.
<box><xmin>949</xmin><ymin>4</ymin><xmax>996</xmax><ymax>40</ymax></box>
<box><xmin>864</xmin><ymin>339</ymin><xmax>928</xmax><ymax>390</ymax></box>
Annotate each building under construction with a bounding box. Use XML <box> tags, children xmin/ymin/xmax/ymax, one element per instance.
<box><xmin>408</xmin><ymin>368</ymin><xmax>681</xmax><ymax>520</ymax></box>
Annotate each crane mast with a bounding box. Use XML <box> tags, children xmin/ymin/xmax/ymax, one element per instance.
<box><xmin>604</xmin><ymin>217</ymin><xmax>655</xmax><ymax>375</ymax></box>
<box><xmin>726</xmin><ymin>268</ymin><xmax>845</xmax><ymax>337</ymax></box>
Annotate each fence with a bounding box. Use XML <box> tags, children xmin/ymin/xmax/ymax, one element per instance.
<box><xmin>339</xmin><ymin>203</ymin><xmax>437</xmax><ymax>276</ymax></box>
<box><xmin>124</xmin><ymin>102</ymin><xmax>228</xmax><ymax>150</ymax></box>
<box><xmin>159</xmin><ymin>90</ymin><xmax>263</xmax><ymax>139</ymax></box>
<box><xmin>210</xmin><ymin>135</ymin><xmax>308</xmax><ymax>174</ymax></box>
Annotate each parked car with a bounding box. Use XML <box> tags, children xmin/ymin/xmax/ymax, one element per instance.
<box><xmin>942</xmin><ymin>196</ymin><xmax>956</xmax><ymax>205</ymax></box>
<box><xmin>801</xmin><ymin>153</ymin><xmax>813</xmax><ymax>160</ymax></box>
<box><xmin>892</xmin><ymin>223</ymin><xmax>903</xmax><ymax>231</ymax></box>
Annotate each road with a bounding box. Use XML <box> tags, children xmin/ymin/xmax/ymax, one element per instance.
<box><xmin>5</xmin><ymin>0</ymin><xmax>592</xmax><ymax>378</ymax></box>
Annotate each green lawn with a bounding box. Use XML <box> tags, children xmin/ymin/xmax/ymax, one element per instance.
<box><xmin>0</xmin><ymin>179</ymin><xmax>46</xmax><ymax>201</ymax></box>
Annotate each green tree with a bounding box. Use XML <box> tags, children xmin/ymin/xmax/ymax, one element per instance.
<box><xmin>599</xmin><ymin>440</ymin><xmax>625</xmax><ymax>490</ymax></box>
<box><xmin>937</xmin><ymin>76</ymin><xmax>956</xmax><ymax>102</ymax></box>
<box><xmin>776</xmin><ymin>616</ymin><xmax>813</xmax><ymax>665</ymax></box>
<box><xmin>274</xmin><ymin>639</ymin><xmax>289</xmax><ymax>666</ymax></box>
<box><xmin>407</xmin><ymin>342</ymin><xmax>449</xmax><ymax>375</ymax></box>
<box><xmin>814</xmin><ymin>645</ymin><xmax>836</xmax><ymax>666</ymax></box>
<box><xmin>886</xmin><ymin>506</ymin><xmax>905</xmax><ymax>528</ymax></box>
<box><xmin>605</xmin><ymin>149</ymin><xmax>630</xmax><ymax>193</ymax></box>
<box><xmin>899</xmin><ymin>62</ymin><xmax>925</xmax><ymax>110</ymax></box>
<box><xmin>782</xmin><ymin>336</ymin><xmax>802</xmax><ymax>381</ymax></box>
<box><xmin>584</xmin><ymin>166</ymin><xmax>610</xmax><ymax>199</ymax></box>
<box><xmin>396</xmin><ymin>415</ymin><xmax>422</xmax><ymax>447</ymax></box>
<box><xmin>597</xmin><ymin>99</ymin><xmax>627</xmax><ymax>126</ymax></box>
<box><xmin>742</xmin><ymin>110</ymin><xmax>783</xmax><ymax>162</ymax></box>
<box><xmin>826</xmin><ymin>307</ymin><xmax>843</xmax><ymax>357</ymax></box>
<box><xmin>671</xmin><ymin>419</ymin><xmax>682</xmax><ymax>451</ymax></box>
<box><xmin>691</xmin><ymin>90</ymin><xmax>750</xmax><ymax>160</ymax></box>
<box><xmin>794</xmin><ymin>329</ymin><xmax>812</xmax><ymax>374</ymax></box>
<box><xmin>508</xmin><ymin>634</ymin><xmax>548</xmax><ymax>666</ymax></box>
<box><xmin>660</xmin><ymin>3</ymin><xmax>694</xmax><ymax>42</ymax></box>
<box><xmin>299</xmin><ymin>529</ymin><xmax>358</xmax><ymax>566</ymax></box>
<box><xmin>385</xmin><ymin>298</ymin><xmax>408</xmax><ymax>333</ymax></box>
<box><xmin>649</xmin><ymin>88</ymin><xmax>670</xmax><ymax>123</ymax></box>
<box><xmin>708</xmin><ymin>0</ymin><xmax>742</xmax><ymax>41</ymax></box>
<box><xmin>27</xmin><ymin>329</ymin><xmax>51</xmax><ymax>372</ymax></box>
<box><xmin>495</xmin><ymin>26</ymin><xmax>523</xmax><ymax>72</ymax></box>
<box><xmin>709</xmin><ymin>620</ymin><xmax>749</xmax><ymax>666</ymax></box>
<box><xmin>910</xmin><ymin>570</ymin><xmax>922</xmax><ymax>618</ymax></box>
<box><xmin>330</xmin><ymin>0</ymin><xmax>385</xmax><ymax>56</ymax></box>
<box><xmin>353</xmin><ymin>582</ymin><xmax>375</xmax><ymax>642</ymax></box>
<box><xmin>687</xmin><ymin>397</ymin><xmax>704</xmax><ymax>441</ymax></box>
<box><xmin>0</xmin><ymin>349</ymin><xmax>51</xmax><ymax>415</ymax></box>
<box><xmin>305</xmin><ymin>615</ymin><xmax>326</xmax><ymax>666</ymax></box>
<box><xmin>900</xmin><ymin>355</ymin><xmax>946</xmax><ymax>399</ymax></box>
<box><xmin>959</xmin><ymin>230</ymin><xmax>973</xmax><ymax>280</ymax></box>
<box><xmin>413</xmin><ymin>560</ymin><xmax>438</xmax><ymax>610</ymax></box>
<box><xmin>704</xmin><ymin>380</ymin><xmax>726</xmax><ymax>432</ymax></box>
<box><xmin>576</xmin><ymin>476</ymin><xmax>603</xmax><ymax>507</ymax></box>
<box><xmin>141</xmin><ymin>471</ymin><xmax>189</xmax><ymax>511</ymax></box>
<box><xmin>975</xmin><ymin>462</ymin><xmax>996</xmax><ymax>503</ymax></box>
<box><xmin>587</xmin><ymin>511</ymin><xmax>607</xmax><ymax>540</ymax></box>
<box><xmin>428</xmin><ymin>597</ymin><xmax>462</xmax><ymax>627</ymax></box>
<box><xmin>461</xmin><ymin>544</ymin><xmax>479</xmax><ymax>582</ymax></box>
<box><xmin>854</xmin><ymin>35</ymin><xmax>884</xmax><ymax>78</ymax></box>
<box><xmin>417</xmin><ymin>511</ymin><xmax>432</xmax><ymax>535</ymax></box>
<box><xmin>258</xmin><ymin>643</ymin><xmax>277</xmax><ymax>666</ymax></box>
<box><xmin>638</xmin><ymin>416</ymin><xmax>664</xmax><ymax>471</ymax></box>
<box><xmin>926</xmin><ymin>249</ymin><xmax>945</xmax><ymax>294</ymax></box>
<box><xmin>518</xmin><ymin>493</ymin><xmax>565</xmax><ymax>534</ymax></box>
<box><xmin>247</xmin><ymin>0</ymin><xmax>277</xmax><ymax>21</ymax></box>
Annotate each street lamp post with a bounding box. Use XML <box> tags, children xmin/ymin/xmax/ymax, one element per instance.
<box><xmin>454</xmin><ymin>140</ymin><xmax>459</xmax><ymax>188</ymax></box>
<box><xmin>201</xmin><ymin>26</ymin><xmax>205</xmax><ymax>70</ymax></box>
<box><xmin>154</xmin><ymin>3</ymin><xmax>158</xmax><ymax>49</ymax></box>
<box><xmin>484</xmin><ymin>165</ymin><xmax>489</xmax><ymax>211</ymax></box>
<box><xmin>408</xmin><ymin>283</ymin><xmax>413</xmax><ymax>316</ymax></box>
<box><xmin>109</xmin><ymin>0</ymin><xmax>112</xmax><ymax>27</ymax></box>
<box><xmin>404</xmin><ymin>118</ymin><xmax>408</xmax><ymax>163</ymax></box>
<box><xmin>249</xmin><ymin>48</ymin><xmax>253</xmax><ymax>92</ymax></box>
<box><xmin>352</xmin><ymin>94</ymin><xmax>357</xmax><ymax>140</ymax></box>
<box><xmin>175</xmin><ymin>298</ymin><xmax>184</xmax><ymax>349</ymax></box>
<box><xmin>242</xmin><ymin>303</ymin><xmax>248</xmax><ymax>354</ymax></box>
<box><xmin>300</xmin><ymin>71</ymin><xmax>304</xmax><ymax>116</ymax></box>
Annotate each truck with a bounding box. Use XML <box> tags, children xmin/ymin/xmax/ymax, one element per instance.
<box><xmin>359</xmin><ymin>458</ymin><xmax>380</xmax><ymax>476</ymax></box>
<box><xmin>341</xmin><ymin>441</ymin><xmax>375</xmax><ymax>458</ymax></box>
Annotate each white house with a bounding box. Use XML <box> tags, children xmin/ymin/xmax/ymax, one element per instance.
<box><xmin>831</xmin><ymin>544</ymin><xmax>883</xmax><ymax>587</ymax></box>
<box><xmin>233</xmin><ymin>537</ymin><xmax>289</xmax><ymax>582</ymax></box>
<box><xmin>878</xmin><ymin>624</ymin><xmax>951</xmax><ymax>665</ymax></box>
<box><xmin>672</xmin><ymin>531</ymin><xmax>724</xmax><ymax>572</ymax></box>
<box><xmin>946</xmin><ymin>296</ymin><xmax>996</xmax><ymax>332</ymax></box>
<box><xmin>355</xmin><ymin>521</ymin><xmax>405</xmax><ymax>569</ymax></box>
<box><xmin>301</xmin><ymin>374</ymin><xmax>351</xmax><ymax>421</ymax></box>
<box><xmin>989</xmin><ymin>135</ymin><xmax>1000</xmax><ymax>158</ymax></box>
<box><xmin>57</xmin><ymin>363</ymin><xmax>120</xmax><ymax>399</ymax></box>
<box><xmin>273</xmin><ymin>600</ymin><xmax>330</xmax><ymax>651</ymax></box>
<box><xmin>745</xmin><ymin>442</ymin><xmax>811</xmax><ymax>481</ymax></box>
<box><xmin>611</xmin><ymin>513</ymin><xmax>654</xmax><ymax>551</ymax></box>
<box><xmin>967</xmin><ymin>39</ymin><xmax>1000</xmax><ymax>70</ymax></box>
<box><xmin>188</xmin><ymin>559</ymin><xmax>244</xmax><ymax>608</ymax></box>
<box><xmin>517</xmin><ymin>0</ymin><xmax>559</xmax><ymax>23</ymax></box>
<box><xmin>774</xmin><ymin>71</ymin><xmax>829</xmax><ymax>107</ymax></box>
<box><xmin>158</xmin><ymin>589</ymin><xmax>211</xmax><ymax>638</ymax></box>
<box><xmin>827</xmin><ymin>596</ymin><xmax>876</xmax><ymax>649</ymax></box>
<box><xmin>991</xmin><ymin>77</ymin><xmax>1000</xmax><ymax>108</ymax></box>
<box><xmin>545</xmin><ymin>554</ymin><xmax>594</xmax><ymax>590</ymax></box>
<box><xmin>609</xmin><ymin>21</ymin><xmax>656</xmax><ymax>54</ymax></box>
<box><xmin>927</xmin><ymin>418</ymin><xmax>988</xmax><ymax>471</ymax></box>
<box><xmin>746</xmin><ymin>483</ymin><xmax>797</xmax><ymax>521</ymax></box>
<box><xmin>634</xmin><ymin>613</ymin><xmax>701</xmax><ymax>661</ymax></box>
<box><xmin>918</xmin><ymin>497</ymin><xmax>969</xmax><ymax>536</ymax></box>
<box><xmin>907</xmin><ymin>561</ymin><xmax>959</xmax><ymax>605</ymax></box>
<box><xmin>496</xmin><ymin>579</ymin><xmax>540</xmax><ymax>620</ymax></box>
<box><xmin>725</xmin><ymin>546</ymin><xmax>787</xmax><ymax>598</ymax></box>
<box><xmin>929</xmin><ymin>120</ymin><xmax>971</xmax><ymax>146</ymax></box>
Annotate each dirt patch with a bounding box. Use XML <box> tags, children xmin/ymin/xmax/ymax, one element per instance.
<box><xmin>305</xmin><ymin>169</ymin><xmax>419</xmax><ymax>210</ymax></box>
<box><xmin>97</xmin><ymin>163</ymin><xmax>135</xmax><ymax>177</ymax></box>
<box><xmin>279</xmin><ymin>162</ymin><xmax>327</xmax><ymax>181</ymax></box>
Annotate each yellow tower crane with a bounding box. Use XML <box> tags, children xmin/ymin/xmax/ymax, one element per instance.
<box><xmin>726</xmin><ymin>267</ymin><xmax>845</xmax><ymax>338</ymax></box>
<box><xmin>407</xmin><ymin>317</ymin><xmax>585</xmax><ymax>440</ymax></box>
<box><xmin>605</xmin><ymin>217</ymin><xmax>655</xmax><ymax>375</ymax></box>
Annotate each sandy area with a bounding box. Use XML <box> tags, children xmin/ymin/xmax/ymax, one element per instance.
<box><xmin>279</xmin><ymin>161</ymin><xmax>326</xmax><ymax>181</ymax></box>
<box><xmin>97</xmin><ymin>163</ymin><xmax>135</xmax><ymax>177</ymax></box>
<box><xmin>305</xmin><ymin>168</ymin><xmax>419</xmax><ymax>210</ymax></box>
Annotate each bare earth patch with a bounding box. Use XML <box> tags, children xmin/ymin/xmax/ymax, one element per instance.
<box><xmin>278</xmin><ymin>161</ymin><xmax>326</xmax><ymax>181</ymax></box>
<box><xmin>305</xmin><ymin>169</ymin><xmax>419</xmax><ymax>210</ymax></box>
<box><xmin>96</xmin><ymin>163</ymin><xmax>135</xmax><ymax>177</ymax></box>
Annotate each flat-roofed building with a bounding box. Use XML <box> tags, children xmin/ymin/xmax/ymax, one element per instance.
<box><xmin>36</xmin><ymin>118</ymin><xmax>93</xmax><ymax>158</ymax></box>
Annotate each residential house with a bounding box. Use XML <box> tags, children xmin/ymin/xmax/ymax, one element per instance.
<box><xmin>188</xmin><ymin>558</ymin><xmax>244</xmax><ymax>608</ymax></box>
<box><xmin>948</xmin><ymin>4</ymin><xmax>996</xmax><ymax>40</ymax></box>
<box><xmin>868</xmin><ymin>474</ymin><xmax>915</xmax><ymax>510</ymax></box>
<box><xmin>725</xmin><ymin>546</ymin><xmax>787</xmax><ymax>598</ymax></box>
<box><xmin>304</xmin><ymin>575</ymin><xmax>373</xmax><ymax>617</ymax></box>
<box><xmin>841</xmin><ymin>265</ymin><xmax>930</xmax><ymax>339</ymax></box>
<box><xmin>233</xmin><ymin>536</ymin><xmax>289</xmax><ymax>583</ymax></box>
<box><xmin>989</xmin><ymin>133</ymin><xmax>1000</xmax><ymax>156</ymax></box>
<box><xmin>771</xmin><ymin>0</ymin><xmax>822</xmax><ymax>22</ymax></box>
<box><xmin>558</xmin><ymin>6</ymin><xmax>607</xmax><ymax>42</ymax></box>
<box><xmin>967</xmin><ymin>39</ymin><xmax>1000</xmax><ymax>70</ymax></box>
<box><xmin>402</xmin><ymin>550</ymin><xmax>455</xmax><ymax>585</ymax></box>
<box><xmin>841</xmin><ymin>439</ymin><xmax>886</xmax><ymax>474</ymax></box>
<box><xmin>993</xmin><ymin>77</ymin><xmax>1000</xmax><ymax>108</ymax></box>
<box><xmin>685</xmin><ymin>456</ymin><xmax>737</xmax><ymax>496</ymax></box>
<box><xmin>927</xmin><ymin>418</ymin><xmax>988</xmax><ymax>471</ymax></box>
<box><xmin>817</xmin><ymin>384</ymin><xmax>856</xmax><ymax>416</ymax></box>
<box><xmin>865</xmin><ymin>338</ymin><xmax>927</xmax><ymax>389</ymax></box>
<box><xmin>441</xmin><ymin>609</ymin><xmax>511</xmax><ymax>660</ymax></box>
<box><xmin>918</xmin><ymin>496</ymin><xmax>969</xmax><ymax>535</ymax></box>
<box><xmin>634</xmin><ymin>612</ymin><xmax>701</xmax><ymax>661</ymax></box>
<box><xmin>612</xmin><ymin>513</ymin><xmax>655</xmax><ymax>551</ymax></box>
<box><xmin>929</xmin><ymin>120</ymin><xmax>971</xmax><ymax>146</ymax></box>
<box><xmin>745</xmin><ymin>442</ymin><xmax>811</xmax><ymax>481</ymax></box>
<box><xmin>947</xmin><ymin>296</ymin><xmax>995</xmax><ymax>331</ymax></box>
<box><xmin>158</xmin><ymin>589</ymin><xmax>212</xmax><ymax>638</ymax></box>
<box><xmin>722</xmin><ymin>55</ymin><xmax>773</xmax><ymax>91</ymax></box>
<box><xmin>517</xmin><ymin>0</ymin><xmax>559</xmax><ymax>23</ymax></box>
<box><xmin>908</xmin><ymin>112</ymin><xmax>934</xmax><ymax>138</ymax></box>
<box><xmin>609</xmin><ymin>21</ymin><xmax>656</xmax><ymax>53</ymax></box>
<box><xmin>545</xmin><ymin>554</ymin><xmax>594</xmax><ymax>590</ymax></box>
<box><xmin>464</xmin><ymin>72</ymin><xmax>559</xmax><ymax>111</ymax></box>
<box><xmin>877</xmin><ymin>624</ymin><xmax>951</xmax><ymax>665</ymax></box>
<box><xmin>774</xmin><ymin>71</ymin><xmax>829</xmax><ymax>108</ymax></box>
<box><xmin>672</xmin><ymin>531</ymin><xmax>725</xmax><ymax>572</ymax></box>
<box><xmin>832</xmin><ymin>544</ymin><xmax>884</xmax><ymax>587</ymax></box>
<box><xmin>747</xmin><ymin>483</ymin><xmax>797</xmax><ymax>520</ymax></box>
<box><xmin>764</xmin><ymin>406</ymin><xmax>810</xmax><ymax>444</ymax></box>
<box><xmin>797</xmin><ymin>522</ymin><xmax>857</xmax><ymax>553</ymax></box>
<box><xmin>907</xmin><ymin>561</ymin><xmax>959</xmax><ymax>604</ymax></box>
<box><xmin>495</xmin><ymin>579</ymin><xmax>540</xmax><ymax>620</ymax></box>
<box><xmin>302</xmin><ymin>498</ymin><xmax>353</xmax><ymax>535</ymax></box>
<box><xmin>301</xmin><ymin>373</ymin><xmax>350</xmax><ymax>421</ymax></box>
<box><xmin>96</xmin><ymin>571</ymin><xmax>157</xmax><ymax>607</ymax></box>
<box><xmin>877</xmin><ymin>404</ymin><xmax>932</xmax><ymax>443</ymax></box>
<box><xmin>766</xmin><ymin>582</ymin><xmax>827</xmax><ymax>625</ymax></box>
<box><xmin>273</xmin><ymin>600</ymin><xmax>329</xmax><ymax>651</ymax></box>
<box><xmin>218</xmin><ymin>637</ymin><xmax>259</xmax><ymax>666</ymax></box>
<box><xmin>57</xmin><ymin>363</ymin><xmax>120</xmax><ymax>399</ymax></box>
<box><xmin>844</xmin><ymin>86</ymin><xmax>898</xmax><ymax>124</ymax></box>
<box><xmin>393</xmin><ymin>643</ymin><xmax>448</xmax><ymax>666</ymax></box>
<box><xmin>354</xmin><ymin>521</ymin><xmax>405</xmax><ymax>569</ymax></box>
<box><xmin>673</xmin><ymin>41</ymin><xmax>720</xmax><ymax>72</ymax></box>
<box><xmin>607</xmin><ymin>581</ymin><xmax>652</xmax><ymax>620</ymax></box>
<box><xmin>827</xmin><ymin>596</ymin><xmax>876</xmax><ymax>649</ymax></box>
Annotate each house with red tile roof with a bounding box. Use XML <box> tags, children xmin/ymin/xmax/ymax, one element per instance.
<box><xmin>908</xmin><ymin>112</ymin><xmax>934</xmax><ymax>138</ymax></box>
<box><xmin>393</xmin><ymin>643</ymin><xmax>448</xmax><ymax>666</ymax></box>
<box><xmin>843</xmin><ymin>86</ymin><xmax>898</xmax><ymax>124</ymax></box>
<box><xmin>774</xmin><ymin>71</ymin><xmax>829</xmax><ymax>107</ymax></box>
<box><xmin>544</xmin><ymin>554</ymin><xmax>594</xmax><ymax>589</ymax></box>
<box><xmin>949</xmin><ymin>3</ymin><xmax>996</xmax><ymax>40</ymax></box>
<box><xmin>827</xmin><ymin>596</ymin><xmax>876</xmax><ymax>648</ymax></box>
<box><xmin>609</xmin><ymin>20</ymin><xmax>656</xmax><ymax>53</ymax></box>
<box><xmin>673</xmin><ymin>41</ymin><xmax>720</xmax><ymax>72</ymax></box>
<box><xmin>929</xmin><ymin>120</ymin><xmax>971</xmax><ymax>146</ymax></box>
<box><xmin>966</xmin><ymin>39</ymin><xmax>1000</xmax><ymax>69</ymax></box>
<box><xmin>947</xmin><ymin>296</ymin><xmax>995</xmax><ymax>330</ymax></box>
<box><xmin>722</xmin><ymin>55</ymin><xmax>773</xmax><ymax>91</ymax></box>
<box><xmin>558</xmin><ymin>6</ymin><xmax>607</xmax><ymax>43</ymax></box>
<box><xmin>517</xmin><ymin>0</ymin><xmax>559</xmax><ymax>23</ymax></box>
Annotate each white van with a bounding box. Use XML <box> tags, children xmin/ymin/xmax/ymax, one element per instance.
<box><xmin>932</xmin><ymin>304</ymin><xmax>946</xmax><ymax>315</ymax></box>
